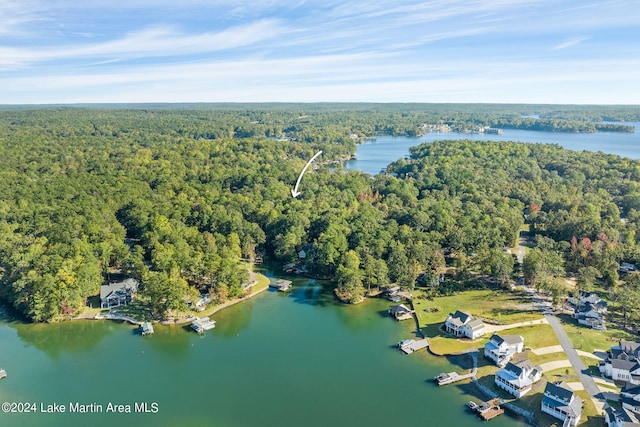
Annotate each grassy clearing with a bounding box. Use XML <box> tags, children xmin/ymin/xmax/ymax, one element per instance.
<box><xmin>528</xmin><ymin>350</ymin><xmax>566</xmax><ymax>367</ymax></box>
<box><xmin>557</xmin><ymin>314</ymin><xmax>636</xmax><ymax>353</ymax></box>
<box><xmin>514</xmin><ymin>324</ymin><xmax>560</xmax><ymax>349</ymax></box>
<box><xmin>544</xmin><ymin>366</ymin><xmax>579</xmax><ymax>381</ymax></box>
<box><xmin>414</xmin><ymin>288</ymin><xmax>541</xmax><ymax>328</ymax></box>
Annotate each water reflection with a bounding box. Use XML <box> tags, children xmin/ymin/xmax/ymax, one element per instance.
<box><xmin>12</xmin><ymin>320</ymin><xmax>114</xmax><ymax>358</ymax></box>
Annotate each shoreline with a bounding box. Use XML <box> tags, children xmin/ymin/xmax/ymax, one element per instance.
<box><xmin>72</xmin><ymin>272</ymin><xmax>271</xmax><ymax>326</ymax></box>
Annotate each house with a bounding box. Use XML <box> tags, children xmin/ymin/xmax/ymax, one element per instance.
<box><xmin>575</xmin><ymin>303</ymin><xmax>607</xmax><ymax>330</ymax></box>
<box><xmin>568</xmin><ymin>290</ymin><xmax>603</xmax><ymax>306</ymax></box>
<box><xmin>494</xmin><ymin>360</ymin><xmax>542</xmax><ymax>398</ymax></box>
<box><xmin>191</xmin><ymin>294</ymin><xmax>211</xmax><ymax>312</ymax></box>
<box><xmin>100</xmin><ymin>278</ymin><xmax>139</xmax><ymax>309</ymax></box>
<box><xmin>444</xmin><ymin>310</ymin><xmax>485</xmax><ymax>339</ymax></box>
<box><xmin>484</xmin><ymin>333</ymin><xmax>525</xmax><ymax>367</ymax></box>
<box><xmin>604</xmin><ymin>405</ymin><xmax>640</xmax><ymax>427</ymax></box>
<box><xmin>388</xmin><ymin>304</ymin><xmax>414</xmax><ymax>321</ymax></box>
<box><xmin>541</xmin><ymin>381</ymin><xmax>583</xmax><ymax>426</ymax></box>
<box><xmin>600</xmin><ymin>341</ymin><xmax>640</xmax><ymax>385</ymax></box>
<box><xmin>569</xmin><ymin>291</ymin><xmax>607</xmax><ymax>330</ymax></box>
<box><xmin>621</xmin><ymin>383</ymin><xmax>640</xmax><ymax>417</ymax></box>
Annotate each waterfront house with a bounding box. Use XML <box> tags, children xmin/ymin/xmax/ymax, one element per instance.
<box><xmin>389</xmin><ymin>304</ymin><xmax>414</xmax><ymax>321</ymax></box>
<box><xmin>191</xmin><ymin>294</ymin><xmax>211</xmax><ymax>312</ymax></box>
<box><xmin>541</xmin><ymin>381</ymin><xmax>583</xmax><ymax>426</ymax></box>
<box><xmin>100</xmin><ymin>278</ymin><xmax>139</xmax><ymax>309</ymax></box>
<box><xmin>494</xmin><ymin>360</ymin><xmax>542</xmax><ymax>398</ymax></box>
<box><xmin>484</xmin><ymin>333</ymin><xmax>525</xmax><ymax>367</ymax></box>
<box><xmin>444</xmin><ymin>310</ymin><xmax>485</xmax><ymax>339</ymax></box>
<box><xmin>600</xmin><ymin>341</ymin><xmax>640</xmax><ymax>385</ymax></box>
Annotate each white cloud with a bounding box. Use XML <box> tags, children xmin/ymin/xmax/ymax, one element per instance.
<box><xmin>552</xmin><ymin>36</ymin><xmax>590</xmax><ymax>50</ymax></box>
<box><xmin>0</xmin><ymin>20</ymin><xmax>286</xmax><ymax>68</ymax></box>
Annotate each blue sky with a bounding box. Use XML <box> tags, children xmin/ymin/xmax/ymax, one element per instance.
<box><xmin>1</xmin><ymin>0</ymin><xmax>638</xmax><ymax>104</ymax></box>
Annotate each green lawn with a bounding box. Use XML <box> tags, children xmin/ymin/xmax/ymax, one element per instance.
<box><xmin>413</xmin><ymin>288</ymin><xmax>542</xmax><ymax>327</ymax></box>
<box><xmin>557</xmin><ymin>314</ymin><xmax>636</xmax><ymax>353</ymax></box>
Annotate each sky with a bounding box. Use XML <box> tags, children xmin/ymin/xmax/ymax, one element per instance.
<box><xmin>0</xmin><ymin>0</ymin><xmax>639</xmax><ymax>104</ymax></box>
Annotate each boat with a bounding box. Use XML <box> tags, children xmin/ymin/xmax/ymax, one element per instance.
<box><xmin>0</xmin><ymin>369</ymin><xmax>6</xmax><ymax>379</ymax></box>
<box><xmin>466</xmin><ymin>401</ymin><xmax>478</xmax><ymax>411</ymax></box>
<box><xmin>396</xmin><ymin>339</ymin><xmax>413</xmax><ymax>348</ymax></box>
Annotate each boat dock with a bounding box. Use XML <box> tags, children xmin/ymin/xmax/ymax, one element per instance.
<box><xmin>434</xmin><ymin>351</ymin><xmax>478</xmax><ymax>385</ymax></box>
<box><xmin>140</xmin><ymin>321</ymin><xmax>154</xmax><ymax>336</ymax></box>
<box><xmin>269</xmin><ymin>279</ymin><xmax>292</xmax><ymax>292</ymax></box>
<box><xmin>467</xmin><ymin>398</ymin><xmax>504</xmax><ymax>421</ymax></box>
<box><xmin>397</xmin><ymin>338</ymin><xmax>429</xmax><ymax>354</ymax></box>
<box><xmin>191</xmin><ymin>317</ymin><xmax>216</xmax><ymax>333</ymax></box>
<box><xmin>0</xmin><ymin>369</ymin><xmax>6</xmax><ymax>379</ymax></box>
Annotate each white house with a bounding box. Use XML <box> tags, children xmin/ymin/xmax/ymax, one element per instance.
<box><xmin>444</xmin><ymin>310</ymin><xmax>485</xmax><ymax>339</ymax></box>
<box><xmin>600</xmin><ymin>342</ymin><xmax>640</xmax><ymax>385</ymax></box>
<box><xmin>484</xmin><ymin>333</ymin><xmax>525</xmax><ymax>367</ymax></box>
<box><xmin>541</xmin><ymin>381</ymin><xmax>583</xmax><ymax>426</ymax></box>
<box><xmin>494</xmin><ymin>360</ymin><xmax>542</xmax><ymax>398</ymax></box>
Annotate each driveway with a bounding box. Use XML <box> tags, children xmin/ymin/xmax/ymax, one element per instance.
<box><xmin>545</xmin><ymin>313</ymin><xmax>606</xmax><ymax>412</ymax></box>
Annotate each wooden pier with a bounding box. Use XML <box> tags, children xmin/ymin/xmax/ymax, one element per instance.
<box><xmin>434</xmin><ymin>351</ymin><xmax>478</xmax><ymax>385</ymax></box>
<box><xmin>467</xmin><ymin>398</ymin><xmax>504</xmax><ymax>421</ymax></box>
<box><xmin>397</xmin><ymin>338</ymin><xmax>429</xmax><ymax>354</ymax></box>
<box><xmin>269</xmin><ymin>279</ymin><xmax>292</xmax><ymax>292</ymax></box>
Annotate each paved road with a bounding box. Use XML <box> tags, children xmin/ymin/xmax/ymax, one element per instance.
<box><xmin>545</xmin><ymin>313</ymin><xmax>604</xmax><ymax>410</ymax></box>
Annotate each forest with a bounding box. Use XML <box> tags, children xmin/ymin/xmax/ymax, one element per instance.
<box><xmin>1</xmin><ymin>104</ymin><xmax>640</xmax><ymax>322</ymax></box>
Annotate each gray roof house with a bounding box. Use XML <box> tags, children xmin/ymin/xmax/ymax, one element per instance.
<box><xmin>541</xmin><ymin>381</ymin><xmax>583</xmax><ymax>426</ymax></box>
<box><xmin>484</xmin><ymin>333</ymin><xmax>525</xmax><ymax>367</ymax></box>
<box><xmin>100</xmin><ymin>278</ymin><xmax>139</xmax><ymax>309</ymax></box>
<box><xmin>604</xmin><ymin>404</ymin><xmax>640</xmax><ymax>427</ymax></box>
<box><xmin>445</xmin><ymin>310</ymin><xmax>485</xmax><ymax>339</ymax></box>
<box><xmin>494</xmin><ymin>360</ymin><xmax>542</xmax><ymax>398</ymax></box>
<box><xmin>600</xmin><ymin>342</ymin><xmax>640</xmax><ymax>385</ymax></box>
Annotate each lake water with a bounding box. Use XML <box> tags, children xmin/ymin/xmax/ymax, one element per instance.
<box><xmin>4</xmin><ymin>124</ymin><xmax>640</xmax><ymax>427</ymax></box>
<box><xmin>346</xmin><ymin>122</ymin><xmax>640</xmax><ymax>175</ymax></box>
<box><xmin>0</xmin><ymin>275</ymin><xmax>523</xmax><ymax>427</ymax></box>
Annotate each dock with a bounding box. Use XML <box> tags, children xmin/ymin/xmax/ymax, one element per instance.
<box><xmin>191</xmin><ymin>317</ymin><xmax>216</xmax><ymax>333</ymax></box>
<box><xmin>397</xmin><ymin>338</ymin><xmax>429</xmax><ymax>354</ymax></box>
<box><xmin>434</xmin><ymin>351</ymin><xmax>478</xmax><ymax>385</ymax></box>
<box><xmin>140</xmin><ymin>321</ymin><xmax>154</xmax><ymax>336</ymax></box>
<box><xmin>467</xmin><ymin>398</ymin><xmax>504</xmax><ymax>421</ymax></box>
<box><xmin>269</xmin><ymin>279</ymin><xmax>292</xmax><ymax>292</ymax></box>
<box><xmin>0</xmin><ymin>369</ymin><xmax>6</xmax><ymax>379</ymax></box>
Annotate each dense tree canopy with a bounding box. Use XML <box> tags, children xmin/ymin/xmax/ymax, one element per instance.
<box><xmin>1</xmin><ymin>105</ymin><xmax>640</xmax><ymax>321</ymax></box>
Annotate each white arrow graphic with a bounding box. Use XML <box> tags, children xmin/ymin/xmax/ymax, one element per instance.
<box><xmin>291</xmin><ymin>150</ymin><xmax>323</xmax><ymax>198</ymax></box>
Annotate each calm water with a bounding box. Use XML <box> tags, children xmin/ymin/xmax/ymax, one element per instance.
<box><xmin>5</xmin><ymin>124</ymin><xmax>639</xmax><ymax>427</ymax></box>
<box><xmin>0</xmin><ymin>276</ymin><xmax>522</xmax><ymax>427</ymax></box>
<box><xmin>346</xmin><ymin>122</ymin><xmax>640</xmax><ymax>175</ymax></box>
